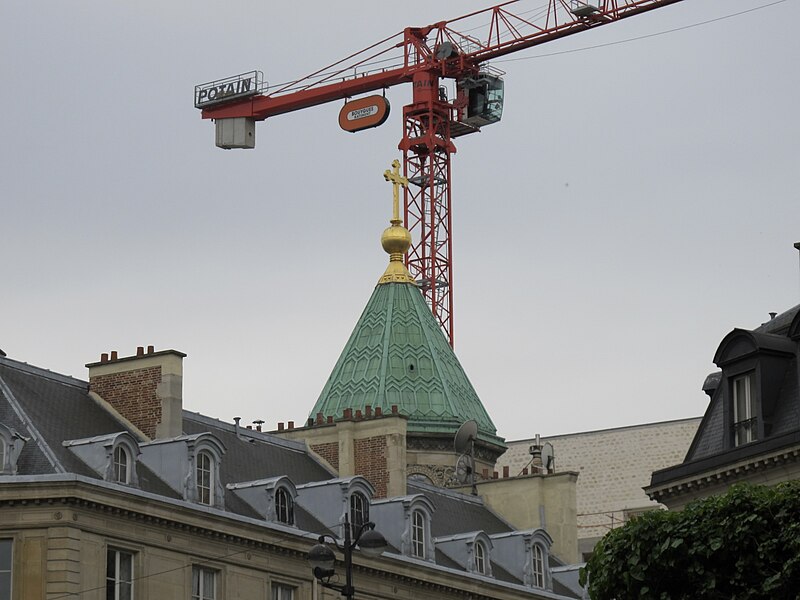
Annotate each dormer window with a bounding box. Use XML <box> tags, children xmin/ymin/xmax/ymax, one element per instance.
<box><xmin>532</xmin><ymin>543</ymin><xmax>545</xmax><ymax>588</ymax></box>
<box><xmin>713</xmin><ymin>328</ymin><xmax>795</xmax><ymax>449</ymax></box>
<box><xmin>474</xmin><ymin>541</ymin><xmax>487</xmax><ymax>575</ymax></box>
<box><xmin>196</xmin><ymin>450</ymin><xmax>214</xmax><ymax>506</ymax></box>
<box><xmin>62</xmin><ymin>432</ymin><xmax>139</xmax><ymax>486</ymax></box>
<box><xmin>411</xmin><ymin>510</ymin><xmax>426</xmax><ymax>558</ymax></box>
<box><xmin>350</xmin><ymin>491</ymin><xmax>369</xmax><ymax>536</ymax></box>
<box><xmin>733</xmin><ymin>372</ymin><xmax>757</xmax><ymax>445</ymax></box>
<box><xmin>275</xmin><ymin>487</ymin><xmax>294</xmax><ymax>525</ymax></box>
<box><xmin>113</xmin><ymin>445</ymin><xmax>131</xmax><ymax>484</ymax></box>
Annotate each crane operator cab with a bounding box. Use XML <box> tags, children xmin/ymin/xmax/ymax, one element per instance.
<box><xmin>452</xmin><ymin>73</ymin><xmax>504</xmax><ymax>137</ymax></box>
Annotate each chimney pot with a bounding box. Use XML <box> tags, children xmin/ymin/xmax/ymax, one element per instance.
<box><xmin>365</xmin><ymin>405</ymin><xmax>372</xmax><ymax>417</ymax></box>
<box><xmin>277</xmin><ymin>422</ymin><xmax>284</xmax><ymax>431</ymax></box>
<box><xmin>327</xmin><ymin>416</ymin><xmax>334</xmax><ymax>424</ymax></box>
<box><xmin>307</xmin><ymin>418</ymin><xmax>314</xmax><ymax>427</ymax></box>
<box><xmin>136</xmin><ymin>346</ymin><xmax>144</xmax><ymax>356</ymax></box>
<box><xmin>375</xmin><ymin>406</ymin><xmax>382</xmax><ymax>416</ymax></box>
<box><xmin>147</xmin><ymin>345</ymin><xmax>154</xmax><ymax>354</ymax></box>
<box><xmin>288</xmin><ymin>421</ymin><xmax>294</xmax><ymax>430</ymax></box>
<box><xmin>391</xmin><ymin>405</ymin><xmax>398</xmax><ymax>414</ymax></box>
<box><xmin>316</xmin><ymin>412</ymin><xmax>324</xmax><ymax>425</ymax></box>
<box><xmin>101</xmin><ymin>353</ymin><xmax>109</xmax><ymax>363</ymax></box>
<box><xmin>110</xmin><ymin>351</ymin><xmax>118</xmax><ymax>361</ymax></box>
<box><xmin>343</xmin><ymin>408</ymin><xmax>353</xmax><ymax>419</ymax></box>
<box><xmin>355</xmin><ymin>409</ymin><xmax>363</xmax><ymax>420</ymax></box>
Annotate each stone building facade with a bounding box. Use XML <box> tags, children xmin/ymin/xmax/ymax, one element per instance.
<box><xmin>495</xmin><ymin>418</ymin><xmax>701</xmax><ymax>559</ymax></box>
<box><xmin>0</xmin><ymin>348</ymin><xmax>584</xmax><ymax>600</ymax></box>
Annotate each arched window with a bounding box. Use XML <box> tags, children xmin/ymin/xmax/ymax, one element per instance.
<box><xmin>113</xmin><ymin>445</ymin><xmax>130</xmax><ymax>484</ymax></box>
<box><xmin>474</xmin><ymin>541</ymin><xmax>487</xmax><ymax>575</ymax></box>
<box><xmin>350</xmin><ymin>492</ymin><xmax>369</xmax><ymax>537</ymax></box>
<box><xmin>275</xmin><ymin>487</ymin><xmax>294</xmax><ymax>525</ymax></box>
<box><xmin>532</xmin><ymin>543</ymin><xmax>545</xmax><ymax>588</ymax></box>
<box><xmin>196</xmin><ymin>451</ymin><xmax>214</xmax><ymax>506</ymax></box>
<box><xmin>411</xmin><ymin>510</ymin><xmax>426</xmax><ymax>558</ymax></box>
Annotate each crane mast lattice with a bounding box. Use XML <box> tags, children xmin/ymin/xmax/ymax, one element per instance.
<box><xmin>196</xmin><ymin>0</ymin><xmax>685</xmax><ymax>346</ymax></box>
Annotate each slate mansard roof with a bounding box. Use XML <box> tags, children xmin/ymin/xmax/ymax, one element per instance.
<box><xmin>649</xmin><ymin>303</ymin><xmax>800</xmax><ymax>498</ymax></box>
<box><xmin>0</xmin><ymin>355</ymin><xmax>334</xmax><ymax>521</ymax></box>
<box><xmin>0</xmin><ymin>352</ymin><xmax>576</xmax><ymax>597</ymax></box>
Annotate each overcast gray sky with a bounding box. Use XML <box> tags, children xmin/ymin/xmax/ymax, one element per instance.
<box><xmin>2</xmin><ymin>0</ymin><xmax>798</xmax><ymax>442</ymax></box>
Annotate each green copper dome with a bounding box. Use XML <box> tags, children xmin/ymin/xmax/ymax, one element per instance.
<box><xmin>310</xmin><ymin>281</ymin><xmax>504</xmax><ymax>446</ymax></box>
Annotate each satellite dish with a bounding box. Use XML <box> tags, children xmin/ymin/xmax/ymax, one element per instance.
<box><xmin>435</xmin><ymin>41</ymin><xmax>456</xmax><ymax>60</ymax></box>
<box><xmin>541</xmin><ymin>442</ymin><xmax>555</xmax><ymax>474</ymax></box>
<box><xmin>455</xmin><ymin>454</ymin><xmax>473</xmax><ymax>484</ymax></box>
<box><xmin>454</xmin><ymin>420</ymin><xmax>478</xmax><ymax>453</ymax></box>
<box><xmin>454</xmin><ymin>420</ymin><xmax>478</xmax><ymax>495</ymax></box>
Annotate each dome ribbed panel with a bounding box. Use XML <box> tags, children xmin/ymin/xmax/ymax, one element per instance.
<box><xmin>309</xmin><ymin>283</ymin><xmax>502</xmax><ymax>444</ymax></box>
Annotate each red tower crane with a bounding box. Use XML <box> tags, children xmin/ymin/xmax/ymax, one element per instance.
<box><xmin>196</xmin><ymin>0</ymin><xmax>685</xmax><ymax>346</ymax></box>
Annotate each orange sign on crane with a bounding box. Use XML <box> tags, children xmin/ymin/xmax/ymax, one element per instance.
<box><xmin>195</xmin><ymin>0</ymin><xmax>685</xmax><ymax>346</ymax></box>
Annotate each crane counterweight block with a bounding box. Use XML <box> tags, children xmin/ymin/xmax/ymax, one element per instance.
<box><xmin>215</xmin><ymin>117</ymin><xmax>256</xmax><ymax>149</ymax></box>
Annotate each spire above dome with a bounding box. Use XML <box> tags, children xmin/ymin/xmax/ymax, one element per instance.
<box><xmin>378</xmin><ymin>159</ymin><xmax>416</xmax><ymax>285</ymax></box>
<box><xmin>308</xmin><ymin>160</ymin><xmax>504</xmax><ymax>450</ymax></box>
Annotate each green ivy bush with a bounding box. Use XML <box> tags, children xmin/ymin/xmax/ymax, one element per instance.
<box><xmin>579</xmin><ymin>481</ymin><xmax>800</xmax><ymax>599</ymax></box>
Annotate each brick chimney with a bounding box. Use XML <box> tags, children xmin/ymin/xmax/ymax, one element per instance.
<box><xmin>86</xmin><ymin>347</ymin><xmax>186</xmax><ymax>440</ymax></box>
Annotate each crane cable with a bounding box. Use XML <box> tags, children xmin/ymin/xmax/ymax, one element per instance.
<box><xmin>495</xmin><ymin>0</ymin><xmax>790</xmax><ymax>63</ymax></box>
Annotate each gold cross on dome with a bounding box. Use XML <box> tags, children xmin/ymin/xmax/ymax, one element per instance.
<box><xmin>383</xmin><ymin>159</ymin><xmax>408</xmax><ymax>224</ymax></box>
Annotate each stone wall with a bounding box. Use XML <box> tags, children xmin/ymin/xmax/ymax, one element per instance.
<box><xmin>495</xmin><ymin>417</ymin><xmax>701</xmax><ymax>558</ymax></box>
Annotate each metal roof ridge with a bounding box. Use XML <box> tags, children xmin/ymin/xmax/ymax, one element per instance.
<box><xmin>182</xmin><ymin>410</ymin><xmax>311</xmax><ymax>454</ymax></box>
<box><xmin>0</xmin><ymin>355</ymin><xmax>87</xmax><ymax>388</ymax></box>
<box><xmin>407</xmin><ymin>479</ymin><xmax>485</xmax><ymax>505</ymax></box>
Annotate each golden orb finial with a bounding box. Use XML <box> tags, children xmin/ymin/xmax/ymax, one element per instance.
<box><xmin>379</xmin><ymin>160</ymin><xmax>416</xmax><ymax>285</ymax></box>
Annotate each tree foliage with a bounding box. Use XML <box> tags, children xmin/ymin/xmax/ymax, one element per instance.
<box><xmin>579</xmin><ymin>481</ymin><xmax>800</xmax><ymax>599</ymax></box>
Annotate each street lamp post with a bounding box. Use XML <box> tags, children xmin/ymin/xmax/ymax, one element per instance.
<box><xmin>307</xmin><ymin>514</ymin><xmax>387</xmax><ymax>600</ymax></box>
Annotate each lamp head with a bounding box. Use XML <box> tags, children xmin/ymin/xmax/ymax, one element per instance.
<box><xmin>357</xmin><ymin>527</ymin><xmax>387</xmax><ymax>557</ymax></box>
<box><xmin>307</xmin><ymin>542</ymin><xmax>336</xmax><ymax>577</ymax></box>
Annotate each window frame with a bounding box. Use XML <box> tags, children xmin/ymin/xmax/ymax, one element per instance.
<box><xmin>474</xmin><ymin>540</ymin><xmax>487</xmax><ymax>575</ymax></box>
<box><xmin>113</xmin><ymin>445</ymin><xmax>131</xmax><ymax>485</ymax></box>
<box><xmin>271</xmin><ymin>582</ymin><xmax>295</xmax><ymax>600</ymax></box>
<box><xmin>349</xmin><ymin>492</ymin><xmax>369</xmax><ymax>537</ymax></box>
<box><xmin>196</xmin><ymin>450</ymin><xmax>214</xmax><ymax>506</ymax></box>
<box><xmin>191</xmin><ymin>565</ymin><xmax>217</xmax><ymax>600</ymax></box>
<box><xmin>0</xmin><ymin>538</ymin><xmax>12</xmax><ymax>600</ymax></box>
<box><xmin>732</xmin><ymin>372</ymin><xmax>758</xmax><ymax>446</ymax></box>
<box><xmin>531</xmin><ymin>543</ymin><xmax>545</xmax><ymax>589</ymax></box>
<box><xmin>275</xmin><ymin>487</ymin><xmax>294</xmax><ymax>525</ymax></box>
<box><xmin>411</xmin><ymin>509</ymin><xmax>426</xmax><ymax>559</ymax></box>
<box><xmin>106</xmin><ymin>547</ymin><xmax>134</xmax><ymax>600</ymax></box>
